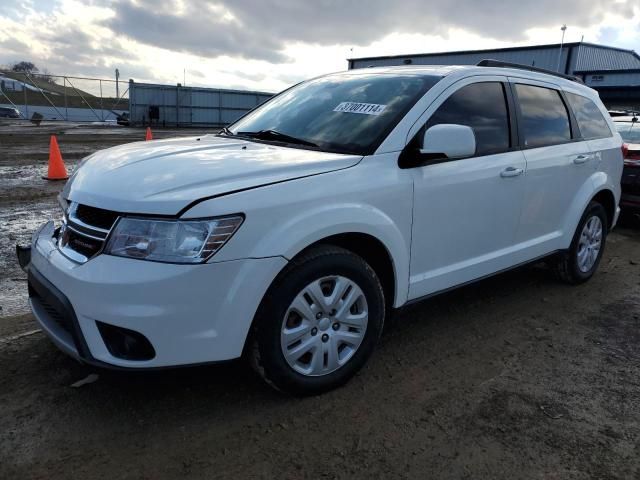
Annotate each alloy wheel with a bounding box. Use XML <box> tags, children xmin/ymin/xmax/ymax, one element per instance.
<box><xmin>577</xmin><ymin>215</ymin><xmax>603</xmax><ymax>273</ymax></box>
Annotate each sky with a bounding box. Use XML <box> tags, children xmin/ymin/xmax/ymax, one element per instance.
<box><xmin>0</xmin><ymin>0</ymin><xmax>639</xmax><ymax>94</ymax></box>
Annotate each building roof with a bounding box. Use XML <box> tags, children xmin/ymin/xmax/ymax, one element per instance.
<box><xmin>573</xmin><ymin>43</ymin><xmax>640</xmax><ymax>71</ymax></box>
<box><xmin>347</xmin><ymin>42</ymin><xmax>640</xmax><ymax>64</ymax></box>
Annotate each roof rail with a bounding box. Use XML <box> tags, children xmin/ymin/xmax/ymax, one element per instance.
<box><xmin>476</xmin><ymin>59</ymin><xmax>584</xmax><ymax>84</ymax></box>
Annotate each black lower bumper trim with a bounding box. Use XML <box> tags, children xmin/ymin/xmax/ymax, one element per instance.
<box><xmin>16</xmin><ymin>244</ymin><xmax>31</xmax><ymax>272</ymax></box>
<box><xmin>29</xmin><ymin>266</ymin><xmax>93</xmax><ymax>359</ymax></box>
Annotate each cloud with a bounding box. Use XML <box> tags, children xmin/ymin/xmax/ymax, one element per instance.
<box><xmin>0</xmin><ymin>0</ymin><xmax>638</xmax><ymax>92</ymax></box>
<box><xmin>106</xmin><ymin>0</ymin><xmax>635</xmax><ymax>62</ymax></box>
<box><xmin>105</xmin><ymin>0</ymin><xmax>290</xmax><ymax>63</ymax></box>
<box><xmin>0</xmin><ymin>37</ymin><xmax>31</xmax><ymax>57</ymax></box>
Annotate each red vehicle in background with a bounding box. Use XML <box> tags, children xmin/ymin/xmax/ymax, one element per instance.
<box><xmin>615</xmin><ymin>116</ymin><xmax>640</xmax><ymax>210</ymax></box>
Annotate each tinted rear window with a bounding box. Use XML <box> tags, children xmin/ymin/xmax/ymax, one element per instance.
<box><xmin>566</xmin><ymin>92</ymin><xmax>612</xmax><ymax>140</ymax></box>
<box><xmin>515</xmin><ymin>84</ymin><xmax>571</xmax><ymax>148</ymax></box>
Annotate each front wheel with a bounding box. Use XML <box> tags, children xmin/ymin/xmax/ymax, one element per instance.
<box><xmin>249</xmin><ymin>245</ymin><xmax>385</xmax><ymax>395</ymax></box>
<box><xmin>552</xmin><ymin>201</ymin><xmax>608</xmax><ymax>284</ymax></box>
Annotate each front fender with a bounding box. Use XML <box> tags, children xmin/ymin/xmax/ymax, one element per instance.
<box><xmin>240</xmin><ymin>203</ymin><xmax>409</xmax><ymax>307</ymax></box>
<box><xmin>182</xmin><ymin>158</ymin><xmax>415</xmax><ymax>307</ymax></box>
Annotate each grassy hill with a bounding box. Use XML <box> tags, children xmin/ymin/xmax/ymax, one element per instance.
<box><xmin>1</xmin><ymin>71</ymin><xmax>95</xmax><ymax>98</ymax></box>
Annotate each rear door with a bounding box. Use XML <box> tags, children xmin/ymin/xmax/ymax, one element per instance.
<box><xmin>565</xmin><ymin>90</ymin><xmax>620</xmax><ymax>203</ymax></box>
<box><xmin>510</xmin><ymin>79</ymin><xmax>590</xmax><ymax>251</ymax></box>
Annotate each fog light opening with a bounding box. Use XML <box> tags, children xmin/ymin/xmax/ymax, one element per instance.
<box><xmin>96</xmin><ymin>321</ymin><xmax>156</xmax><ymax>361</ymax></box>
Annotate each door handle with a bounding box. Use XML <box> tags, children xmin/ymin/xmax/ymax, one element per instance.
<box><xmin>500</xmin><ymin>166</ymin><xmax>524</xmax><ymax>178</ymax></box>
<box><xmin>573</xmin><ymin>154</ymin><xmax>591</xmax><ymax>164</ymax></box>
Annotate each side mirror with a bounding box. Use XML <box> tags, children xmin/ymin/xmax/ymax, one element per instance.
<box><xmin>420</xmin><ymin>124</ymin><xmax>476</xmax><ymax>160</ymax></box>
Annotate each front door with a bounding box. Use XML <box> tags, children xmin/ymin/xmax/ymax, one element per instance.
<box><xmin>406</xmin><ymin>79</ymin><xmax>526</xmax><ymax>299</ymax></box>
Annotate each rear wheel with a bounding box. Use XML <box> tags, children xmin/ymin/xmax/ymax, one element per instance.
<box><xmin>553</xmin><ymin>201</ymin><xmax>608</xmax><ymax>284</ymax></box>
<box><xmin>249</xmin><ymin>245</ymin><xmax>385</xmax><ymax>395</ymax></box>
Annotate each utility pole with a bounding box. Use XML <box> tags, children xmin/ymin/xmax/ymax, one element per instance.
<box><xmin>556</xmin><ymin>25</ymin><xmax>567</xmax><ymax>72</ymax></box>
<box><xmin>115</xmin><ymin>68</ymin><xmax>120</xmax><ymax>98</ymax></box>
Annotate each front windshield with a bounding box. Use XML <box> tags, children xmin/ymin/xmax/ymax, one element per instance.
<box><xmin>616</xmin><ymin>121</ymin><xmax>640</xmax><ymax>143</ymax></box>
<box><xmin>228</xmin><ymin>72</ymin><xmax>442</xmax><ymax>155</ymax></box>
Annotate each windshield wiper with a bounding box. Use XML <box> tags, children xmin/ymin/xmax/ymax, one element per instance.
<box><xmin>236</xmin><ymin>129</ymin><xmax>318</xmax><ymax>147</ymax></box>
<box><xmin>220</xmin><ymin>126</ymin><xmax>234</xmax><ymax>136</ymax></box>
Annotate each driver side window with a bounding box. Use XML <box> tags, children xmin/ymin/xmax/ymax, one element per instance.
<box><xmin>421</xmin><ymin>82</ymin><xmax>511</xmax><ymax>157</ymax></box>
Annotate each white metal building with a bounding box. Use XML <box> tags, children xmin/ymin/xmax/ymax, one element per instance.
<box><xmin>128</xmin><ymin>80</ymin><xmax>273</xmax><ymax>127</ymax></box>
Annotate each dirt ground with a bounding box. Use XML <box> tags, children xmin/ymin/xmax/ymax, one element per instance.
<box><xmin>0</xmin><ymin>121</ymin><xmax>217</xmax><ymax>317</ymax></box>
<box><xmin>1</xmin><ymin>121</ymin><xmax>640</xmax><ymax>479</ymax></box>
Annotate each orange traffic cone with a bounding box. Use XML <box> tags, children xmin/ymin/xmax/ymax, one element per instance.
<box><xmin>145</xmin><ymin>127</ymin><xmax>153</xmax><ymax>141</ymax></box>
<box><xmin>43</xmin><ymin>135</ymin><xmax>68</xmax><ymax>181</ymax></box>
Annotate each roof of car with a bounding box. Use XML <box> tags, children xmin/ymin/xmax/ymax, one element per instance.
<box><xmin>613</xmin><ymin>116</ymin><xmax>639</xmax><ymax>122</ymax></box>
<box><xmin>341</xmin><ymin>64</ymin><xmax>590</xmax><ymax>91</ymax></box>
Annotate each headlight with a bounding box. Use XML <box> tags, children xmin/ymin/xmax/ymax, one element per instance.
<box><xmin>104</xmin><ymin>215</ymin><xmax>244</xmax><ymax>263</ymax></box>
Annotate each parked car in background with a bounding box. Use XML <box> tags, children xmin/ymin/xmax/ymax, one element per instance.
<box><xmin>0</xmin><ymin>106</ymin><xmax>20</xmax><ymax>118</ymax></box>
<box><xmin>18</xmin><ymin>62</ymin><xmax>623</xmax><ymax>395</ymax></box>
<box><xmin>614</xmin><ymin>116</ymin><xmax>640</xmax><ymax>210</ymax></box>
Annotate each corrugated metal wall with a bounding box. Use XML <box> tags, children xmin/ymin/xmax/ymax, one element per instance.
<box><xmin>348</xmin><ymin>43</ymin><xmax>640</xmax><ymax>109</ymax></box>
<box><xmin>350</xmin><ymin>46</ymin><xmax>570</xmax><ymax>71</ymax></box>
<box><xmin>584</xmin><ymin>72</ymin><xmax>640</xmax><ymax>88</ymax></box>
<box><xmin>129</xmin><ymin>81</ymin><xmax>273</xmax><ymax>127</ymax></box>
<box><xmin>349</xmin><ymin>43</ymin><xmax>640</xmax><ymax>76</ymax></box>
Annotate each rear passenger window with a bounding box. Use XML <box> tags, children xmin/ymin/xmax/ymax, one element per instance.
<box><xmin>565</xmin><ymin>92</ymin><xmax>612</xmax><ymax>139</ymax></box>
<box><xmin>425</xmin><ymin>82</ymin><xmax>510</xmax><ymax>156</ymax></box>
<box><xmin>515</xmin><ymin>84</ymin><xmax>571</xmax><ymax>148</ymax></box>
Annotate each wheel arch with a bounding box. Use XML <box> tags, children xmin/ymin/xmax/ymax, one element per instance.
<box><xmin>562</xmin><ymin>173</ymin><xmax>619</xmax><ymax>248</ymax></box>
<box><xmin>242</xmin><ymin>232</ymin><xmax>402</xmax><ymax>362</ymax></box>
<box><xmin>591</xmin><ymin>188</ymin><xmax>616</xmax><ymax>230</ymax></box>
<box><xmin>299</xmin><ymin>232</ymin><xmax>397</xmax><ymax>311</ymax></box>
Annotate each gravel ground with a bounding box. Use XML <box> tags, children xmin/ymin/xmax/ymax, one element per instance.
<box><xmin>1</xmin><ymin>121</ymin><xmax>639</xmax><ymax>479</ymax></box>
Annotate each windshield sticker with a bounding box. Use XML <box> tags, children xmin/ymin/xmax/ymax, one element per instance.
<box><xmin>333</xmin><ymin>102</ymin><xmax>387</xmax><ymax>115</ymax></box>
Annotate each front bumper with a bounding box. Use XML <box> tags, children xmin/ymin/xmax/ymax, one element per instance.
<box><xmin>25</xmin><ymin>221</ymin><xmax>287</xmax><ymax>369</ymax></box>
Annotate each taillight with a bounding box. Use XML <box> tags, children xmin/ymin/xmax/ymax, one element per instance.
<box><xmin>622</xmin><ymin>143</ymin><xmax>629</xmax><ymax>158</ymax></box>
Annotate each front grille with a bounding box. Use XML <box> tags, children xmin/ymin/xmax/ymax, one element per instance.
<box><xmin>59</xmin><ymin>202</ymin><xmax>120</xmax><ymax>262</ymax></box>
<box><xmin>75</xmin><ymin>204</ymin><xmax>119</xmax><ymax>230</ymax></box>
<box><xmin>64</xmin><ymin>228</ymin><xmax>103</xmax><ymax>258</ymax></box>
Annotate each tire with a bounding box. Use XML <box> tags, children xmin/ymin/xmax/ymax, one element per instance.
<box><xmin>249</xmin><ymin>245</ymin><xmax>385</xmax><ymax>396</ymax></box>
<box><xmin>552</xmin><ymin>201</ymin><xmax>608</xmax><ymax>284</ymax></box>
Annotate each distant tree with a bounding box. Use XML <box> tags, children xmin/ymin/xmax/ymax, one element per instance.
<box><xmin>11</xmin><ymin>61</ymin><xmax>38</xmax><ymax>73</ymax></box>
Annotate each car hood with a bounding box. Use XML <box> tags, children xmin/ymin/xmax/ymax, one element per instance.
<box><xmin>63</xmin><ymin>135</ymin><xmax>362</xmax><ymax>214</ymax></box>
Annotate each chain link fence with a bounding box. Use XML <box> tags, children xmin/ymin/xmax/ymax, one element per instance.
<box><xmin>0</xmin><ymin>71</ymin><xmax>129</xmax><ymax>123</ymax></box>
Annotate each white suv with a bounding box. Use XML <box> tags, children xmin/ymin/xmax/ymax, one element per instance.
<box><xmin>21</xmin><ymin>63</ymin><xmax>623</xmax><ymax>395</ymax></box>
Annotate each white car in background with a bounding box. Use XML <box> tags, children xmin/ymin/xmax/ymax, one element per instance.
<box><xmin>20</xmin><ymin>62</ymin><xmax>623</xmax><ymax>395</ymax></box>
<box><xmin>0</xmin><ymin>106</ymin><xmax>20</xmax><ymax>118</ymax></box>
